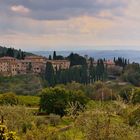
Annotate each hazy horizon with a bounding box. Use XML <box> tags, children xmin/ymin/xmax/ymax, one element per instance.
<box><xmin>31</xmin><ymin>47</ymin><xmax>140</xmax><ymax>52</ymax></box>
<box><xmin>32</xmin><ymin>49</ymin><xmax>140</xmax><ymax>63</ymax></box>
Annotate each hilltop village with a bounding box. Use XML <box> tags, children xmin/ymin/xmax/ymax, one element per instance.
<box><xmin>0</xmin><ymin>53</ymin><xmax>120</xmax><ymax>79</ymax></box>
<box><xmin>0</xmin><ymin>47</ymin><xmax>128</xmax><ymax>86</ymax></box>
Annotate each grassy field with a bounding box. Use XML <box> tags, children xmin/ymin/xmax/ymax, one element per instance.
<box><xmin>0</xmin><ymin>94</ymin><xmax>40</xmax><ymax>107</ymax></box>
<box><xmin>18</xmin><ymin>95</ymin><xmax>40</xmax><ymax>107</ymax></box>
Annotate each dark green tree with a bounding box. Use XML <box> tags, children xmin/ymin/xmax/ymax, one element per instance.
<box><xmin>67</xmin><ymin>53</ymin><xmax>87</xmax><ymax>66</ymax></box>
<box><xmin>6</xmin><ymin>48</ymin><xmax>14</xmax><ymax>57</ymax></box>
<box><xmin>0</xmin><ymin>93</ymin><xmax>18</xmax><ymax>105</ymax></box>
<box><xmin>89</xmin><ymin>58</ymin><xmax>96</xmax><ymax>83</ymax></box>
<box><xmin>45</xmin><ymin>62</ymin><xmax>55</xmax><ymax>86</ymax></box>
<box><xmin>40</xmin><ymin>87</ymin><xmax>88</xmax><ymax>116</ymax></box>
<box><xmin>49</xmin><ymin>55</ymin><xmax>52</xmax><ymax>60</ymax></box>
<box><xmin>53</xmin><ymin>51</ymin><xmax>57</xmax><ymax>60</ymax></box>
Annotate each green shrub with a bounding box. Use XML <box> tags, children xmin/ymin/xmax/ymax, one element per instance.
<box><xmin>132</xmin><ymin>89</ymin><xmax>140</xmax><ymax>104</ymax></box>
<box><xmin>129</xmin><ymin>107</ymin><xmax>140</xmax><ymax>126</ymax></box>
<box><xmin>0</xmin><ymin>93</ymin><xmax>18</xmax><ymax>105</ymax></box>
<box><xmin>119</xmin><ymin>86</ymin><xmax>135</xmax><ymax>102</ymax></box>
<box><xmin>0</xmin><ymin>125</ymin><xmax>19</xmax><ymax>140</ymax></box>
<box><xmin>0</xmin><ymin>106</ymin><xmax>34</xmax><ymax>133</ymax></box>
<box><xmin>75</xmin><ymin>101</ymin><xmax>139</xmax><ymax>140</ymax></box>
<box><xmin>40</xmin><ymin>87</ymin><xmax>89</xmax><ymax>116</ymax></box>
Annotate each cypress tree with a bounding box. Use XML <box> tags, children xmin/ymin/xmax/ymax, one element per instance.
<box><xmin>49</xmin><ymin>55</ymin><xmax>52</xmax><ymax>60</ymax></box>
<box><xmin>53</xmin><ymin>51</ymin><xmax>57</xmax><ymax>60</ymax></box>
<box><xmin>45</xmin><ymin>62</ymin><xmax>55</xmax><ymax>86</ymax></box>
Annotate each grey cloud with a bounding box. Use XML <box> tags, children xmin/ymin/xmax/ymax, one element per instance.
<box><xmin>1</xmin><ymin>0</ymin><xmax>127</xmax><ymax>20</ymax></box>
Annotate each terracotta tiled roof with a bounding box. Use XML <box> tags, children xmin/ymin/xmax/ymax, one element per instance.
<box><xmin>104</xmin><ymin>60</ymin><xmax>115</xmax><ymax>65</ymax></box>
<box><xmin>0</xmin><ymin>56</ymin><xmax>17</xmax><ymax>60</ymax></box>
<box><xmin>47</xmin><ymin>60</ymin><xmax>70</xmax><ymax>63</ymax></box>
<box><xmin>25</xmin><ymin>55</ymin><xmax>46</xmax><ymax>59</ymax></box>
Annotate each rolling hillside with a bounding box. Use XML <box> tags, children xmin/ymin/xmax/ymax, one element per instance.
<box><xmin>0</xmin><ymin>46</ymin><xmax>33</xmax><ymax>58</ymax></box>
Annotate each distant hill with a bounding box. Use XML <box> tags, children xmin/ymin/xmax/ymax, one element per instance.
<box><xmin>0</xmin><ymin>46</ymin><xmax>33</xmax><ymax>59</ymax></box>
<box><xmin>33</xmin><ymin>50</ymin><xmax>140</xmax><ymax>63</ymax></box>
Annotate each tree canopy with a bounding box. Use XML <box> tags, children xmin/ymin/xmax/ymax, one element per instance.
<box><xmin>39</xmin><ymin>87</ymin><xmax>89</xmax><ymax>116</ymax></box>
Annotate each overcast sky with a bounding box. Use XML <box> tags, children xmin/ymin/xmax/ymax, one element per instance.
<box><xmin>0</xmin><ymin>0</ymin><xmax>140</xmax><ymax>51</ymax></box>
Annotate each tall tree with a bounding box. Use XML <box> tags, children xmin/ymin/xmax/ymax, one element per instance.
<box><xmin>49</xmin><ymin>55</ymin><xmax>52</xmax><ymax>60</ymax></box>
<box><xmin>45</xmin><ymin>62</ymin><xmax>55</xmax><ymax>86</ymax></box>
<box><xmin>67</xmin><ymin>53</ymin><xmax>87</xmax><ymax>66</ymax></box>
<box><xmin>89</xmin><ymin>58</ymin><xmax>95</xmax><ymax>83</ymax></box>
<box><xmin>53</xmin><ymin>51</ymin><xmax>57</xmax><ymax>60</ymax></box>
<box><xmin>6</xmin><ymin>48</ymin><xmax>14</xmax><ymax>57</ymax></box>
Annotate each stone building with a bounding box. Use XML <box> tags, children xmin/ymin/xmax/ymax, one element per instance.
<box><xmin>24</xmin><ymin>55</ymin><xmax>47</xmax><ymax>74</ymax></box>
<box><xmin>46</xmin><ymin>60</ymin><xmax>70</xmax><ymax>70</ymax></box>
<box><xmin>25</xmin><ymin>55</ymin><xmax>47</xmax><ymax>63</ymax></box>
<box><xmin>0</xmin><ymin>57</ymin><xmax>17</xmax><ymax>76</ymax></box>
<box><xmin>0</xmin><ymin>56</ymin><xmax>71</xmax><ymax>76</ymax></box>
<box><xmin>88</xmin><ymin>60</ymin><xmax>115</xmax><ymax>68</ymax></box>
<box><xmin>16</xmin><ymin>60</ymin><xmax>31</xmax><ymax>74</ymax></box>
<box><xmin>32</xmin><ymin>62</ymin><xmax>46</xmax><ymax>74</ymax></box>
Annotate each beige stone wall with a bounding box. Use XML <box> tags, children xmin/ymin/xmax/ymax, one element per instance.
<box><xmin>0</xmin><ymin>56</ymin><xmax>71</xmax><ymax>76</ymax></box>
<box><xmin>25</xmin><ymin>56</ymin><xmax>46</xmax><ymax>63</ymax></box>
<box><xmin>0</xmin><ymin>62</ymin><xmax>9</xmax><ymax>72</ymax></box>
<box><xmin>16</xmin><ymin>60</ymin><xmax>31</xmax><ymax>74</ymax></box>
<box><xmin>10</xmin><ymin>63</ymin><xmax>17</xmax><ymax>76</ymax></box>
<box><xmin>46</xmin><ymin>60</ymin><xmax>70</xmax><ymax>70</ymax></box>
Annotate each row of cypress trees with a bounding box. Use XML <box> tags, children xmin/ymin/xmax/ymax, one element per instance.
<box><xmin>45</xmin><ymin>58</ymin><xmax>107</xmax><ymax>87</ymax></box>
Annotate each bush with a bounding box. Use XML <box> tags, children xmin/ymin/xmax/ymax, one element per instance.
<box><xmin>119</xmin><ymin>86</ymin><xmax>135</xmax><ymax>102</ymax></box>
<box><xmin>0</xmin><ymin>124</ymin><xmax>19</xmax><ymax>140</ymax></box>
<box><xmin>129</xmin><ymin>107</ymin><xmax>140</xmax><ymax>126</ymax></box>
<box><xmin>75</xmin><ymin>101</ymin><xmax>139</xmax><ymax>140</ymax></box>
<box><xmin>40</xmin><ymin>87</ymin><xmax>89</xmax><ymax>116</ymax></box>
<box><xmin>132</xmin><ymin>89</ymin><xmax>140</xmax><ymax>104</ymax></box>
<box><xmin>0</xmin><ymin>93</ymin><xmax>18</xmax><ymax>105</ymax></box>
<box><xmin>122</xmin><ymin>63</ymin><xmax>140</xmax><ymax>86</ymax></box>
<box><xmin>0</xmin><ymin>106</ymin><xmax>34</xmax><ymax>133</ymax></box>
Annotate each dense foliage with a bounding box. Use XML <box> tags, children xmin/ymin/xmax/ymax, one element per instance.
<box><xmin>40</xmin><ymin>87</ymin><xmax>89</xmax><ymax>116</ymax></box>
<box><xmin>0</xmin><ymin>93</ymin><xmax>18</xmax><ymax>105</ymax></box>
<box><xmin>45</xmin><ymin>58</ymin><xmax>107</xmax><ymax>86</ymax></box>
<box><xmin>45</xmin><ymin>62</ymin><xmax>55</xmax><ymax>86</ymax></box>
<box><xmin>114</xmin><ymin>57</ymin><xmax>129</xmax><ymax>67</ymax></box>
<box><xmin>75</xmin><ymin>101</ymin><xmax>140</xmax><ymax>140</ymax></box>
<box><xmin>0</xmin><ymin>99</ymin><xmax>140</xmax><ymax>140</ymax></box>
<box><xmin>67</xmin><ymin>53</ymin><xmax>87</xmax><ymax>66</ymax></box>
<box><xmin>122</xmin><ymin>63</ymin><xmax>140</xmax><ymax>86</ymax></box>
<box><xmin>0</xmin><ymin>46</ymin><xmax>33</xmax><ymax>59</ymax></box>
<box><xmin>0</xmin><ymin>81</ymin><xmax>139</xmax><ymax>139</ymax></box>
<box><xmin>0</xmin><ymin>124</ymin><xmax>19</xmax><ymax>140</ymax></box>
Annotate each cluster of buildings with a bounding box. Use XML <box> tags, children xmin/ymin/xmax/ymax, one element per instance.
<box><xmin>0</xmin><ymin>56</ymin><xmax>70</xmax><ymax>76</ymax></box>
<box><xmin>0</xmin><ymin>54</ymin><xmax>117</xmax><ymax>77</ymax></box>
<box><xmin>87</xmin><ymin>59</ymin><xmax>115</xmax><ymax>68</ymax></box>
